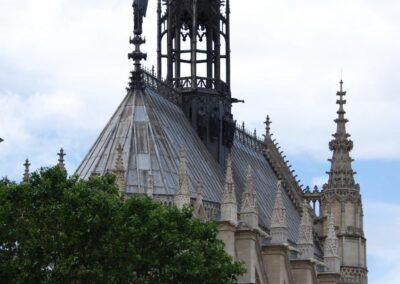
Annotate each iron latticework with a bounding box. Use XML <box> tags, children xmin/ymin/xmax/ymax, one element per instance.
<box><xmin>157</xmin><ymin>0</ymin><xmax>237</xmax><ymax>165</ymax></box>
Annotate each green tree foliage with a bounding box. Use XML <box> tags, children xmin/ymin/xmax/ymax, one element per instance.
<box><xmin>0</xmin><ymin>167</ymin><xmax>244</xmax><ymax>283</ymax></box>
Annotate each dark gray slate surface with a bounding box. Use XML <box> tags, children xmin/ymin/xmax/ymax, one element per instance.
<box><xmin>76</xmin><ymin>86</ymin><xmax>301</xmax><ymax>242</ymax></box>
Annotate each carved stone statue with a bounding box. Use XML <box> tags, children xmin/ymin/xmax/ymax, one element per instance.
<box><xmin>133</xmin><ymin>0</ymin><xmax>149</xmax><ymax>35</ymax></box>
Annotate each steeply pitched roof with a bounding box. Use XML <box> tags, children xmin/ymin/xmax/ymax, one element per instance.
<box><xmin>76</xmin><ymin>87</ymin><xmax>225</xmax><ymax>202</ymax></box>
<box><xmin>231</xmin><ymin>130</ymin><xmax>300</xmax><ymax>241</ymax></box>
<box><xmin>76</xmin><ymin>73</ymin><xmax>301</xmax><ymax>242</ymax></box>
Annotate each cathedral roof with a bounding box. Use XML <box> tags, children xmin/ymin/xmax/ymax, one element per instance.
<box><xmin>231</xmin><ymin>130</ymin><xmax>300</xmax><ymax>241</ymax></box>
<box><xmin>75</xmin><ymin>74</ymin><xmax>301</xmax><ymax>242</ymax></box>
<box><xmin>76</xmin><ymin>86</ymin><xmax>225</xmax><ymax>202</ymax></box>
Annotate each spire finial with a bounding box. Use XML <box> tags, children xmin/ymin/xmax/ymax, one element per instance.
<box><xmin>146</xmin><ymin>172</ymin><xmax>154</xmax><ymax>197</ymax></box>
<box><xmin>114</xmin><ymin>144</ymin><xmax>126</xmax><ymax>194</ymax></box>
<box><xmin>57</xmin><ymin>148</ymin><xmax>66</xmax><ymax>170</ymax></box>
<box><xmin>177</xmin><ymin>146</ymin><xmax>189</xmax><ymax>194</ymax></box>
<box><xmin>324</xmin><ymin>213</ymin><xmax>341</xmax><ymax>273</ymax></box>
<box><xmin>174</xmin><ymin>146</ymin><xmax>190</xmax><ymax>209</ymax></box>
<box><xmin>241</xmin><ymin>165</ymin><xmax>256</xmax><ymax>214</ymax></box>
<box><xmin>224</xmin><ymin>154</ymin><xmax>234</xmax><ymax>186</ymax></box>
<box><xmin>264</xmin><ymin>115</ymin><xmax>272</xmax><ymax>138</ymax></box>
<box><xmin>297</xmin><ymin>201</ymin><xmax>314</xmax><ymax>259</ymax></box>
<box><xmin>128</xmin><ymin>0</ymin><xmax>148</xmax><ymax>89</ymax></box>
<box><xmin>325</xmin><ymin>81</ymin><xmax>356</xmax><ymax>189</ymax></box>
<box><xmin>240</xmin><ymin>165</ymin><xmax>258</xmax><ymax>228</ymax></box>
<box><xmin>337</xmin><ymin>80</ymin><xmax>346</xmax><ymax>110</ymax></box>
<box><xmin>115</xmin><ymin>144</ymin><xmax>124</xmax><ymax>172</ymax></box>
<box><xmin>326</xmin><ymin>214</ymin><xmax>338</xmax><ymax>253</ymax></box>
<box><xmin>270</xmin><ymin>180</ymin><xmax>288</xmax><ymax>244</ymax></box>
<box><xmin>23</xmin><ymin>159</ymin><xmax>30</xmax><ymax>183</ymax></box>
<box><xmin>220</xmin><ymin>154</ymin><xmax>238</xmax><ymax>225</ymax></box>
<box><xmin>194</xmin><ymin>181</ymin><xmax>207</xmax><ymax>220</ymax></box>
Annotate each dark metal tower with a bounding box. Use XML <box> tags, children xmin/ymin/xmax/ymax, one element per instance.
<box><xmin>157</xmin><ymin>0</ymin><xmax>239</xmax><ymax>165</ymax></box>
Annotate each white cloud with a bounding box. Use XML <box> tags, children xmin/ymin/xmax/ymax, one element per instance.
<box><xmin>0</xmin><ymin>90</ymin><xmax>113</xmax><ymax>179</ymax></box>
<box><xmin>0</xmin><ymin>0</ymin><xmax>399</xmax><ymax>178</ymax></box>
<box><xmin>230</xmin><ymin>0</ymin><xmax>400</xmax><ymax>161</ymax></box>
<box><xmin>364</xmin><ymin>201</ymin><xmax>400</xmax><ymax>283</ymax></box>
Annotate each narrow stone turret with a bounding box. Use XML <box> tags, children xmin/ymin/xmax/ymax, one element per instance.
<box><xmin>174</xmin><ymin>147</ymin><xmax>190</xmax><ymax>209</ymax></box>
<box><xmin>23</xmin><ymin>159</ymin><xmax>30</xmax><ymax>184</ymax></box>
<box><xmin>194</xmin><ymin>181</ymin><xmax>207</xmax><ymax>220</ymax></box>
<box><xmin>264</xmin><ymin>115</ymin><xmax>272</xmax><ymax>143</ymax></box>
<box><xmin>324</xmin><ymin>214</ymin><xmax>340</xmax><ymax>273</ymax></box>
<box><xmin>326</xmin><ymin>80</ymin><xmax>356</xmax><ymax>188</ymax></box>
<box><xmin>57</xmin><ymin>148</ymin><xmax>66</xmax><ymax>170</ymax></box>
<box><xmin>270</xmin><ymin>181</ymin><xmax>288</xmax><ymax>244</ymax></box>
<box><xmin>146</xmin><ymin>172</ymin><xmax>154</xmax><ymax>197</ymax></box>
<box><xmin>321</xmin><ymin>81</ymin><xmax>367</xmax><ymax>283</ymax></box>
<box><xmin>220</xmin><ymin>155</ymin><xmax>237</xmax><ymax>225</ymax></box>
<box><xmin>297</xmin><ymin>201</ymin><xmax>314</xmax><ymax>259</ymax></box>
<box><xmin>240</xmin><ymin>165</ymin><xmax>258</xmax><ymax>229</ymax></box>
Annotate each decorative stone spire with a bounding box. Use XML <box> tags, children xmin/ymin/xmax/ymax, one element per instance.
<box><xmin>270</xmin><ymin>180</ymin><xmax>288</xmax><ymax>244</ymax></box>
<box><xmin>220</xmin><ymin>155</ymin><xmax>238</xmax><ymax>225</ymax></box>
<box><xmin>114</xmin><ymin>144</ymin><xmax>126</xmax><ymax>194</ymax></box>
<box><xmin>194</xmin><ymin>181</ymin><xmax>207</xmax><ymax>220</ymax></box>
<box><xmin>324</xmin><ymin>213</ymin><xmax>340</xmax><ymax>273</ymax></box>
<box><xmin>174</xmin><ymin>147</ymin><xmax>190</xmax><ymax>209</ymax></box>
<box><xmin>264</xmin><ymin>115</ymin><xmax>272</xmax><ymax>140</ymax></box>
<box><xmin>23</xmin><ymin>159</ymin><xmax>30</xmax><ymax>184</ymax></box>
<box><xmin>146</xmin><ymin>172</ymin><xmax>154</xmax><ymax>197</ymax></box>
<box><xmin>297</xmin><ymin>201</ymin><xmax>314</xmax><ymax>259</ymax></box>
<box><xmin>128</xmin><ymin>0</ymin><xmax>148</xmax><ymax>90</ymax></box>
<box><xmin>326</xmin><ymin>80</ymin><xmax>356</xmax><ymax>189</ymax></box>
<box><xmin>57</xmin><ymin>148</ymin><xmax>66</xmax><ymax>170</ymax></box>
<box><xmin>240</xmin><ymin>165</ymin><xmax>258</xmax><ymax>228</ymax></box>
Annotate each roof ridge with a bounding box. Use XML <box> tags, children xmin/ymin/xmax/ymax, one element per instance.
<box><xmin>233</xmin><ymin>120</ymin><xmax>303</xmax><ymax>211</ymax></box>
<box><xmin>142</xmin><ymin>67</ymin><xmax>181</xmax><ymax>105</ymax></box>
<box><xmin>262</xmin><ymin>124</ymin><xmax>303</xmax><ymax>210</ymax></box>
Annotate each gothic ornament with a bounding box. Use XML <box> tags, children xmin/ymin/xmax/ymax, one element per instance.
<box><xmin>270</xmin><ymin>180</ymin><xmax>288</xmax><ymax>244</ymax></box>
<box><xmin>174</xmin><ymin>146</ymin><xmax>191</xmax><ymax>209</ymax></box>
<box><xmin>220</xmin><ymin>155</ymin><xmax>238</xmax><ymax>225</ymax></box>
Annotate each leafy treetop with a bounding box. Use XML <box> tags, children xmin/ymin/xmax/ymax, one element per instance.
<box><xmin>0</xmin><ymin>167</ymin><xmax>244</xmax><ymax>284</ymax></box>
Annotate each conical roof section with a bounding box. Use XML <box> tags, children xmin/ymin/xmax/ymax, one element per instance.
<box><xmin>75</xmin><ymin>86</ymin><xmax>225</xmax><ymax>201</ymax></box>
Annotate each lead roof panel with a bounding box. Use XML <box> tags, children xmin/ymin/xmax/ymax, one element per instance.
<box><xmin>76</xmin><ymin>85</ymin><xmax>301</xmax><ymax>243</ymax></box>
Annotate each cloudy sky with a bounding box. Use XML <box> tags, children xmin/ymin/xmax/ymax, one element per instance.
<box><xmin>1</xmin><ymin>0</ymin><xmax>399</xmax><ymax>282</ymax></box>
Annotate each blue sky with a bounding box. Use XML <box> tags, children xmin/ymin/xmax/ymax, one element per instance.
<box><xmin>1</xmin><ymin>1</ymin><xmax>399</xmax><ymax>282</ymax></box>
